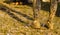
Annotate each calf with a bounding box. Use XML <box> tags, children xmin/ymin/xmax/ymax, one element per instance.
<box><xmin>32</xmin><ymin>0</ymin><xmax>58</xmax><ymax>30</ymax></box>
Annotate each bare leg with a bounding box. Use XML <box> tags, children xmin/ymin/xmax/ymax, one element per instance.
<box><xmin>32</xmin><ymin>0</ymin><xmax>41</xmax><ymax>28</ymax></box>
<box><xmin>47</xmin><ymin>0</ymin><xmax>58</xmax><ymax>30</ymax></box>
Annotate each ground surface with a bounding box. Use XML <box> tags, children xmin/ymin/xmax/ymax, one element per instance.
<box><xmin>0</xmin><ymin>0</ymin><xmax>60</xmax><ymax>35</ymax></box>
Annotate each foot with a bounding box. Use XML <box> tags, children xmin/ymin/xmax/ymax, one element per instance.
<box><xmin>49</xmin><ymin>23</ymin><xmax>54</xmax><ymax>30</ymax></box>
<box><xmin>31</xmin><ymin>20</ymin><xmax>41</xmax><ymax>29</ymax></box>
<box><xmin>15</xmin><ymin>2</ymin><xmax>19</xmax><ymax>5</ymax></box>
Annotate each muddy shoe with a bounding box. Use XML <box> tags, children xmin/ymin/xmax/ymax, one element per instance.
<box><xmin>31</xmin><ymin>20</ymin><xmax>41</xmax><ymax>29</ymax></box>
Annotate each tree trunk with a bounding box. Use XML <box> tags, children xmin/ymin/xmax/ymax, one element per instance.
<box><xmin>32</xmin><ymin>0</ymin><xmax>41</xmax><ymax>28</ymax></box>
<box><xmin>47</xmin><ymin>0</ymin><xmax>58</xmax><ymax>30</ymax></box>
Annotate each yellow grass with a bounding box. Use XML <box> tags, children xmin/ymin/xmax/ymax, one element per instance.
<box><xmin>0</xmin><ymin>0</ymin><xmax>60</xmax><ymax>35</ymax></box>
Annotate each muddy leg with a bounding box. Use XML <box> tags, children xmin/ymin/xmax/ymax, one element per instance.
<box><xmin>47</xmin><ymin>0</ymin><xmax>58</xmax><ymax>30</ymax></box>
<box><xmin>32</xmin><ymin>0</ymin><xmax>41</xmax><ymax>28</ymax></box>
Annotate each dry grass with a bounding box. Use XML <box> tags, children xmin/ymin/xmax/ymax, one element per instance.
<box><xmin>0</xmin><ymin>0</ymin><xmax>60</xmax><ymax>35</ymax></box>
